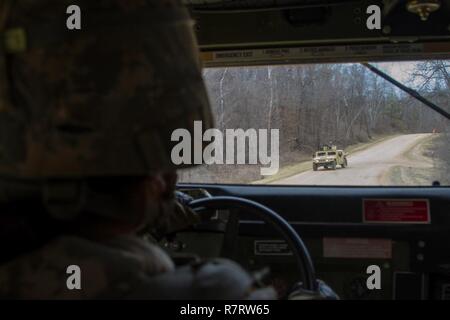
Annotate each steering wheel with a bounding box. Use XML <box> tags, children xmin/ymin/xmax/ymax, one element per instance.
<box><xmin>189</xmin><ymin>196</ymin><xmax>317</xmax><ymax>292</ymax></box>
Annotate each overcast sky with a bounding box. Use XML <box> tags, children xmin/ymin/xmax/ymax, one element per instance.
<box><xmin>375</xmin><ymin>61</ymin><xmax>417</xmax><ymax>84</ymax></box>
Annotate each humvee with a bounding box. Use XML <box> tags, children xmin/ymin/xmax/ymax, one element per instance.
<box><xmin>313</xmin><ymin>146</ymin><xmax>348</xmax><ymax>171</ymax></box>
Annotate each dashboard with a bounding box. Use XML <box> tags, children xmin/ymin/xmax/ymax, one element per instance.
<box><xmin>164</xmin><ymin>185</ymin><xmax>450</xmax><ymax>299</ymax></box>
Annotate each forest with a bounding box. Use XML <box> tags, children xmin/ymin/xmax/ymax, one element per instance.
<box><xmin>178</xmin><ymin>60</ymin><xmax>450</xmax><ymax>184</ymax></box>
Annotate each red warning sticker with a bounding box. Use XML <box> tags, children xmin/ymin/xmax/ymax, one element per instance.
<box><xmin>363</xmin><ymin>199</ymin><xmax>430</xmax><ymax>224</ymax></box>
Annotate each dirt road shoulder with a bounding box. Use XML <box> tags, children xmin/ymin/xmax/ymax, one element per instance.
<box><xmin>382</xmin><ymin>134</ymin><xmax>442</xmax><ymax>185</ymax></box>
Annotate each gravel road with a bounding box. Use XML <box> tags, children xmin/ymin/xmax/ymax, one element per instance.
<box><xmin>273</xmin><ymin>134</ymin><xmax>433</xmax><ymax>185</ymax></box>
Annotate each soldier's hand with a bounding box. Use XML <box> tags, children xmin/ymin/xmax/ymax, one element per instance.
<box><xmin>150</xmin><ymin>191</ymin><xmax>201</xmax><ymax>239</ymax></box>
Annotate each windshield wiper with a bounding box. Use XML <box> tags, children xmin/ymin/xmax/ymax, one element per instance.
<box><xmin>361</xmin><ymin>63</ymin><xmax>450</xmax><ymax>121</ymax></box>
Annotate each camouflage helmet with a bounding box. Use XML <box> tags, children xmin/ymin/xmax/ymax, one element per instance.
<box><xmin>0</xmin><ymin>0</ymin><xmax>213</xmax><ymax>179</ymax></box>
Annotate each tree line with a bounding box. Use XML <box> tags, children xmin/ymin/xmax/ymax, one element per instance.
<box><xmin>178</xmin><ymin>61</ymin><xmax>449</xmax><ymax>183</ymax></box>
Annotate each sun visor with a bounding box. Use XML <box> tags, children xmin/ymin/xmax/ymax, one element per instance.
<box><xmin>188</xmin><ymin>0</ymin><xmax>450</xmax><ymax>67</ymax></box>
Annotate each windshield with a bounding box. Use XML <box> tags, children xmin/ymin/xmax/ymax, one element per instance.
<box><xmin>178</xmin><ymin>61</ymin><xmax>449</xmax><ymax>186</ymax></box>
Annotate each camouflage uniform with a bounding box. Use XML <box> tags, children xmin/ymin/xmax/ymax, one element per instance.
<box><xmin>0</xmin><ymin>235</ymin><xmax>275</xmax><ymax>299</ymax></box>
<box><xmin>0</xmin><ymin>0</ymin><xmax>276</xmax><ymax>299</ymax></box>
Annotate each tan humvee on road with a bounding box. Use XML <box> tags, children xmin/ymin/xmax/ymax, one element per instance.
<box><xmin>313</xmin><ymin>145</ymin><xmax>348</xmax><ymax>171</ymax></box>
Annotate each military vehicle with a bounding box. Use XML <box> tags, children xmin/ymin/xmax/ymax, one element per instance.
<box><xmin>313</xmin><ymin>146</ymin><xmax>348</xmax><ymax>171</ymax></box>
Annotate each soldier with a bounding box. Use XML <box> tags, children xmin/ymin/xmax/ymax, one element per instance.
<box><xmin>0</xmin><ymin>0</ymin><xmax>276</xmax><ymax>299</ymax></box>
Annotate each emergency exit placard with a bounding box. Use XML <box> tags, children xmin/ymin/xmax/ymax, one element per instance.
<box><xmin>363</xmin><ymin>199</ymin><xmax>430</xmax><ymax>224</ymax></box>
